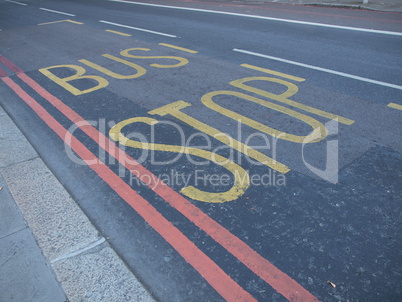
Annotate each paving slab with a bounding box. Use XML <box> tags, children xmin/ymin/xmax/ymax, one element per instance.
<box><xmin>52</xmin><ymin>242</ymin><xmax>155</xmax><ymax>302</ymax></box>
<box><xmin>1</xmin><ymin>158</ymin><xmax>103</xmax><ymax>262</ymax></box>
<box><xmin>0</xmin><ymin>222</ymin><xmax>66</xmax><ymax>302</ymax></box>
<box><xmin>0</xmin><ymin>114</ymin><xmax>38</xmax><ymax>168</ymax></box>
<box><xmin>0</xmin><ymin>103</ymin><xmax>155</xmax><ymax>302</ymax></box>
<box><xmin>0</xmin><ymin>173</ymin><xmax>26</xmax><ymax>239</ymax></box>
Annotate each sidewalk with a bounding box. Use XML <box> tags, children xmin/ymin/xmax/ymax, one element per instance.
<box><xmin>0</xmin><ymin>104</ymin><xmax>154</xmax><ymax>301</ymax></box>
<box><xmin>221</xmin><ymin>0</ymin><xmax>402</xmax><ymax>12</ymax></box>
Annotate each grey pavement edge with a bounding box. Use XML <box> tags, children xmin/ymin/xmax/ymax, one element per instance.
<box><xmin>0</xmin><ymin>104</ymin><xmax>155</xmax><ymax>302</ymax></box>
<box><xmin>213</xmin><ymin>0</ymin><xmax>402</xmax><ymax>12</ymax></box>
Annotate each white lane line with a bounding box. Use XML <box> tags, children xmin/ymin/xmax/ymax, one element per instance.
<box><xmin>40</xmin><ymin>7</ymin><xmax>76</xmax><ymax>17</ymax></box>
<box><xmin>108</xmin><ymin>0</ymin><xmax>402</xmax><ymax>37</ymax></box>
<box><xmin>99</xmin><ymin>20</ymin><xmax>177</xmax><ymax>37</ymax></box>
<box><xmin>5</xmin><ymin>0</ymin><xmax>27</xmax><ymax>6</ymax></box>
<box><xmin>233</xmin><ymin>48</ymin><xmax>402</xmax><ymax>90</ymax></box>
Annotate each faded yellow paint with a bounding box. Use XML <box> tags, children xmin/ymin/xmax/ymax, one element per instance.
<box><xmin>105</xmin><ymin>29</ymin><xmax>132</xmax><ymax>36</ymax></box>
<box><xmin>109</xmin><ymin>117</ymin><xmax>250</xmax><ymax>203</ymax></box>
<box><xmin>149</xmin><ymin>101</ymin><xmax>290</xmax><ymax>174</ymax></box>
<box><xmin>39</xmin><ymin>65</ymin><xmax>108</xmax><ymax>96</ymax></box>
<box><xmin>202</xmin><ymin>90</ymin><xmax>327</xmax><ymax>143</ymax></box>
<box><xmin>79</xmin><ymin>55</ymin><xmax>146</xmax><ymax>79</ymax></box>
<box><xmin>241</xmin><ymin>63</ymin><xmax>306</xmax><ymax>82</ymax></box>
<box><xmin>120</xmin><ymin>48</ymin><xmax>189</xmax><ymax>68</ymax></box>
<box><xmin>159</xmin><ymin>43</ymin><xmax>198</xmax><ymax>54</ymax></box>
<box><xmin>387</xmin><ymin>102</ymin><xmax>402</xmax><ymax>110</ymax></box>
<box><xmin>38</xmin><ymin>19</ymin><xmax>83</xmax><ymax>26</ymax></box>
<box><xmin>231</xmin><ymin>76</ymin><xmax>354</xmax><ymax>125</ymax></box>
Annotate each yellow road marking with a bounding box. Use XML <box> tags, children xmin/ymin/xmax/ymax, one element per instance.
<box><xmin>121</xmin><ymin>48</ymin><xmax>189</xmax><ymax>68</ymax></box>
<box><xmin>149</xmin><ymin>101</ymin><xmax>290</xmax><ymax>174</ymax></box>
<box><xmin>105</xmin><ymin>29</ymin><xmax>132</xmax><ymax>36</ymax></box>
<box><xmin>387</xmin><ymin>102</ymin><xmax>402</xmax><ymax>110</ymax></box>
<box><xmin>39</xmin><ymin>65</ymin><xmax>109</xmax><ymax>96</ymax></box>
<box><xmin>159</xmin><ymin>43</ymin><xmax>198</xmax><ymax>54</ymax></box>
<box><xmin>241</xmin><ymin>63</ymin><xmax>305</xmax><ymax>82</ymax></box>
<box><xmin>202</xmin><ymin>90</ymin><xmax>328</xmax><ymax>143</ymax></box>
<box><xmin>79</xmin><ymin>55</ymin><xmax>146</xmax><ymax>79</ymax></box>
<box><xmin>38</xmin><ymin>19</ymin><xmax>83</xmax><ymax>26</ymax></box>
<box><xmin>231</xmin><ymin>76</ymin><xmax>355</xmax><ymax>125</ymax></box>
<box><xmin>109</xmin><ymin>117</ymin><xmax>250</xmax><ymax>203</ymax></box>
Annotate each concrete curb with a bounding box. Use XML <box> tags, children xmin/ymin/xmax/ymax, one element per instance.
<box><xmin>227</xmin><ymin>0</ymin><xmax>402</xmax><ymax>13</ymax></box>
<box><xmin>0</xmin><ymin>104</ymin><xmax>155</xmax><ymax>302</ymax></box>
<box><xmin>303</xmin><ymin>2</ymin><xmax>402</xmax><ymax>12</ymax></box>
<box><xmin>304</xmin><ymin>3</ymin><xmax>365</xmax><ymax>9</ymax></box>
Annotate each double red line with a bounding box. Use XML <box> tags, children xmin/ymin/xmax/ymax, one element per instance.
<box><xmin>0</xmin><ymin>55</ymin><xmax>319</xmax><ymax>302</ymax></box>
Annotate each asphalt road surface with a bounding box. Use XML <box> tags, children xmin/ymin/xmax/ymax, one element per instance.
<box><xmin>1</xmin><ymin>0</ymin><xmax>401</xmax><ymax>301</ymax></box>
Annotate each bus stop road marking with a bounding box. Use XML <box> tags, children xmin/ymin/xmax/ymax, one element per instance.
<box><xmin>0</xmin><ymin>56</ymin><xmax>320</xmax><ymax>301</ymax></box>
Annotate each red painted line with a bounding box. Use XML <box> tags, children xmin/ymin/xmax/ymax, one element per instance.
<box><xmin>1</xmin><ymin>75</ymin><xmax>257</xmax><ymax>302</ymax></box>
<box><xmin>14</xmin><ymin>61</ymin><xmax>319</xmax><ymax>301</ymax></box>
<box><xmin>0</xmin><ymin>66</ymin><xmax>8</xmax><ymax>78</ymax></box>
<box><xmin>0</xmin><ymin>55</ymin><xmax>24</xmax><ymax>74</ymax></box>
